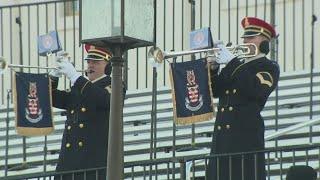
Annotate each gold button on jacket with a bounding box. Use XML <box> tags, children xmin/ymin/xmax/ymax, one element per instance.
<box><xmin>79</xmin><ymin>123</ymin><xmax>84</xmax><ymax>128</ymax></box>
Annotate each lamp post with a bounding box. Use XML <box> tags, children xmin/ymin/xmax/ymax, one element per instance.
<box><xmin>80</xmin><ymin>0</ymin><xmax>155</xmax><ymax>179</ymax></box>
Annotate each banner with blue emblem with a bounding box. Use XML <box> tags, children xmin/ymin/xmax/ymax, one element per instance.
<box><xmin>169</xmin><ymin>59</ymin><xmax>215</xmax><ymax>125</ymax></box>
<box><xmin>38</xmin><ymin>30</ymin><xmax>62</xmax><ymax>56</ymax></box>
<box><xmin>13</xmin><ymin>72</ymin><xmax>54</xmax><ymax>136</ymax></box>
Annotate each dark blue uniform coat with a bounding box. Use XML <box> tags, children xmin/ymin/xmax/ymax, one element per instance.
<box><xmin>206</xmin><ymin>54</ymin><xmax>280</xmax><ymax>180</ymax></box>
<box><xmin>52</xmin><ymin>75</ymin><xmax>111</xmax><ymax>180</ymax></box>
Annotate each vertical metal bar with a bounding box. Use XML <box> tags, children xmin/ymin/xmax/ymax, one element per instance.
<box><xmin>302</xmin><ymin>0</ymin><xmax>305</xmax><ymax>69</ymax></box>
<box><xmin>209</xmin><ymin>0</ymin><xmax>211</xmax><ymax>29</ymax></box>
<box><xmin>263</xmin><ymin>0</ymin><xmax>267</xmax><ymax>20</ymax></box>
<box><xmin>280</xmin><ymin>151</ymin><xmax>283</xmax><ymax>180</ymax></box>
<box><xmin>155</xmin><ymin>161</ymin><xmax>158</xmax><ymax>180</ymax></box>
<box><xmin>227</xmin><ymin>0</ymin><xmax>230</xmax><ymax>43</ymax></box>
<box><xmin>149</xmin><ymin>63</ymin><xmax>155</xmax><ymax>179</ymax></box>
<box><xmin>318</xmin><ymin>147</ymin><xmax>320</xmax><ymax>176</ymax></box>
<box><xmin>255</xmin><ymin>0</ymin><xmax>257</xmax><ymax>17</ymax></box>
<box><xmin>45</xmin><ymin>4</ymin><xmax>49</xmax><ymax>70</ymax></box>
<box><xmin>245</xmin><ymin>0</ymin><xmax>248</xmax><ymax>16</ymax></box>
<box><xmin>149</xmin><ymin>0</ymin><xmax>157</xmax><ymax>178</ymax></box>
<box><xmin>145</xmin><ymin>48</ymin><xmax>148</xmax><ymax>88</ymax></box>
<box><xmin>218</xmin><ymin>0</ymin><xmax>221</xmax><ymax>39</ymax></box>
<box><xmin>241</xmin><ymin>155</ymin><xmax>244</xmax><ymax>180</ymax></box>
<box><xmin>190</xmin><ymin>0</ymin><xmax>195</xmax><ymax>61</ymax></box>
<box><xmin>136</xmin><ymin>49</ymin><xmax>139</xmax><ymax>89</ymax></box>
<box><xmin>229</xmin><ymin>155</ymin><xmax>232</xmax><ymax>180</ymax></box>
<box><xmin>192</xmin><ymin>160</ymin><xmax>195</xmax><ymax>179</ymax></box>
<box><xmin>166</xmin><ymin>162</ymin><xmax>169</xmax><ymax>179</ymax></box>
<box><xmin>72</xmin><ymin>1</ymin><xmax>76</xmax><ymax>67</ymax></box>
<box><xmin>181</xmin><ymin>0</ymin><xmax>185</xmax><ymax>62</ymax></box>
<box><xmin>27</xmin><ymin>6</ymin><xmax>30</xmax><ymax>73</ymax></box>
<box><xmin>172</xmin><ymin>108</ymin><xmax>176</xmax><ymax>179</ymax></box>
<box><xmin>63</xmin><ymin>1</ymin><xmax>67</xmax><ymax>89</ymax></box>
<box><xmin>270</xmin><ymin>0</ymin><xmax>279</xmax><ymax>157</ymax></box>
<box><xmin>43</xmin><ymin>136</ymin><xmax>48</xmax><ymax>172</ymax></box>
<box><xmin>306</xmin><ymin>149</ymin><xmax>309</xmax><ymax>166</ymax></box>
<box><xmin>4</xmin><ymin>90</ymin><xmax>11</xmax><ymax>177</ymax></box>
<box><xmin>188</xmin><ymin>0</ymin><xmax>196</xmax><ymax>150</ymax></box>
<box><xmin>163</xmin><ymin>0</ymin><xmax>166</xmax><ymax>86</ymax></box>
<box><xmin>293</xmin><ymin>150</ymin><xmax>296</xmax><ymax>166</ymax></box>
<box><xmin>37</xmin><ymin>4</ymin><xmax>40</xmax><ymax>74</ymax></box>
<box><xmin>200</xmin><ymin>0</ymin><xmax>202</xmax><ymax>28</ymax></box>
<box><xmin>180</xmin><ymin>160</ymin><xmax>186</xmax><ymax>180</ymax></box>
<box><xmin>0</xmin><ymin>8</ymin><xmax>3</xmax><ymax>104</ymax></box>
<box><xmin>267</xmin><ymin>152</ymin><xmax>270</xmax><ymax>180</ymax></box>
<box><xmin>254</xmin><ymin>153</ymin><xmax>258</xmax><ymax>180</ymax></box>
<box><xmin>282</xmin><ymin>0</ymin><xmax>286</xmax><ymax>72</ymax></box>
<box><xmin>236</xmin><ymin>0</ymin><xmax>239</xmax><ymax>44</ymax></box>
<box><xmin>292</xmin><ymin>0</ymin><xmax>296</xmax><ymax>70</ymax></box>
<box><xmin>217</xmin><ymin>156</ymin><xmax>220</xmax><ymax>180</ymax></box>
<box><xmin>309</xmin><ymin>0</ymin><xmax>316</xmax><ymax>144</ymax></box>
<box><xmin>131</xmin><ymin>166</ymin><xmax>134</xmax><ymax>179</ymax></box>
<box><xmin>9</xmin><ymin>7</ymin><xmax>13</xmax><ymax>102</ymax></box>
<box><xmin>171</xmin><ymin>1</ymin><xmax>176</xmax><ymax>174</ymax></box>
<box><xmin>143</xmin><ymin>165</ymin><xmax>146</xmax><ymax>180</ymax></box>
<box><xmin>204</xmin><ymin>158</ymin><xmax>208</xmax><ymax>179</ymax></box>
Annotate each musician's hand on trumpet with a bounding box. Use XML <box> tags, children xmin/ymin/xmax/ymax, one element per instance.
<box><xmin>49</xmin><ymin>51</ymin><xmax>67</xmax><ymax>78</ymax></box>
<box><xmin>214</xmin><ymin>41</ymin><xmax>235</xmax><ymax>64</ymax></box>
<box><xmin>49</xmin><ymin>51</ymin><xmax>81</xmax><ymax>85</ymax></box>
<box><xmin>56</xmin><ymin>55</ymin><xmax>81</xmax><ymax>85</ymax></box>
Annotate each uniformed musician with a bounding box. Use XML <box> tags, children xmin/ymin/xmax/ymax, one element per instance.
<box><xmin>206</xmin><ymin>17</ymin><xmax>280</xmax><ymax>180</ymax></box>
<box><xmin>50</xmin><ymin>44</ymin><xmax>113</xmax><ymax>180</ymax></box>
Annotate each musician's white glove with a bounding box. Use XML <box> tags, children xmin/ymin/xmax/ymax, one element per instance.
<box><xmin>57</xmin><ymin>59</ymin><xmax>81</xmax><ymax>85</ymax></box>
<box><xmin>49</xmin><ymin>69</ymin><xmax>62</xmax><ymax>78</ymax></box>
<box><xmin>215</xmin><ymin>42</ymin><xmax>235</xmax><ymax>64</ymax></box>
<box><xmin>55</xmin><ymin>51</ymin><xmax>69</xmax><ymax>62</ymax></box>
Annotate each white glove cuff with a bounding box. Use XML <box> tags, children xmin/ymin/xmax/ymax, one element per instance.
<box><xmin>70</xmin><ymin>72</ymin><xmax>81</xmax><ymax>85</ymax></box>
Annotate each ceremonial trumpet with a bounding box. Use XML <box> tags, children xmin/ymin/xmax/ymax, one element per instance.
<box><xmin>0</xmin><ymin>56</ymin><xmax>84</xmax><ymax>75</ymax></box>
<box><xmin>148</xmin><ymin>43</ymin><xmax>258</xmax><ymax>64</ymax></box>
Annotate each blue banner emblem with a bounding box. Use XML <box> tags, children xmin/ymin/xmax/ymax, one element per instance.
<box><xmin>169</xmin><ymin>59</ymin><xmax>215</xmax><ymax>125</ymax></box>
<box><xmin>13</xmin><ymin>72</ymin><xmax>54</xmax><ymax>136</ymax></box>
<box><xmin>189</xmin><ymin>27</ymin><xmax>213</xmax><ymax>50</ymax></box>
<box><xmin>38</xmin><ymin>31</ymin><xmax>62</xmax><ymax>56</ymax></box>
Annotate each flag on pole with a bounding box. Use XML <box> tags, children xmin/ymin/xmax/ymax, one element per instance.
<box><xmin>169</xmin><ymin>58</ymin><xmax>215</xmax><ymax>125</ymax></box>
<box><xmin>13</xmin><ymin>72</ymin><xmax>54</xmax><ymax>136</ymax></box>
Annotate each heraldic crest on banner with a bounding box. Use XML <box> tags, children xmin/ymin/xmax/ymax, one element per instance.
<box><xmin>169</xmin><ymin>58</ymin><xmax>215</xmax><ymax>125</ymax></box>
<box><xmin>185</xmin><ymin>70</ymin><xmax>203</xmax><ymax>111</ymax></box>
<box><xmin>13</xmin><ymin>72</ymin><xmax>54</xmax><ymax>136</ymax></box>
<box><xmin>25</xmin><ymin>82</ymin><xmax>43</xmax><ymax>123</ymax></box>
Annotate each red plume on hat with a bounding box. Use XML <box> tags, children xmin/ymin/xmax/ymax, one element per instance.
<box><xmin>241</xmin><ymin>17</ymin><xmax>276</xmax><ymax>40</ymax></box>
<box><xmin>84</xmin><ymin>44</ymin><xmax>112</xmax><ymax>61</ymax></box>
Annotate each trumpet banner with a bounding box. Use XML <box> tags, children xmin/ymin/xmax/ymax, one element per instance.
<box><xmin>13</xmin><ymin>72</ymin><xmax>54</xmax><ymax>136</ymax></box>
<box><xmin>169</xmin><ymin>58</ymin><xmax>215</xmax><ymax>125</ymax></box>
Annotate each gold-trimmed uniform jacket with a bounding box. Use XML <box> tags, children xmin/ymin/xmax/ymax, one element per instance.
<box><xmin>51</xmin><ymin>75</ymin><xmax>111</xmax><ymax>179</ymax></box>
<box><xmin>207</xmin><ymin>54</ymin><xmax>280</xmax><ymax>180</ymax></box>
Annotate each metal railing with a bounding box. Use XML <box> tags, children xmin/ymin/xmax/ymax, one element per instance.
<box><xmin>1</xmin><ymin>144</ymin><xmax>319</xmax><ymax>180</ymax></box>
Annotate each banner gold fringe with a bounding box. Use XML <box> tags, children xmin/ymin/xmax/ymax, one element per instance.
<box><xmin>175</xmin><ymin>112</ymin><xmax>214</xmax><ymax>125</ymax></box>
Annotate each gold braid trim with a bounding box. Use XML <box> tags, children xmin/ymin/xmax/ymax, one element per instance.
<box><xmin>80</xmin><ymin>80</ymin><xmax>90</xmax><ymax>94</ymax></box>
